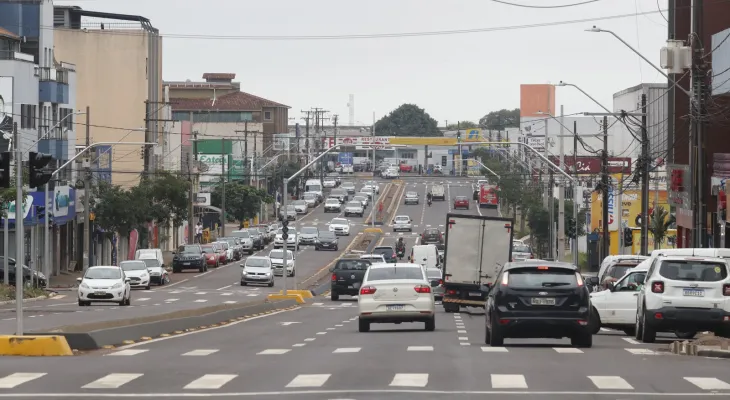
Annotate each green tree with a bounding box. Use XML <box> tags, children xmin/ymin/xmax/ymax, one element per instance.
<box><xmin>552</xmin><ymin>199</ymin><xmax>587</xmax><ymax>240</ymax></box>
<box><xmin>374</xmin><ymin>104</ymin><xmax>441</xmax><ymax>137</ymax></box>
<box><xmin>210</xmin><ymin>181</ymin><xmax>273</xmax><ymax>226</ymax></box>
<box><xmin>649</xmin><ymin>205</ymin><xmax>671</xmax><ymax>250</ymax></box>
<box><xmin>0</xmin><ymin>169</ymin><xmax>29</xmax><ymax>215</ymax></box>
<box><xmin>91</xmin><ymin>181</ymin><xmax>144</xmax><ymax>236</ymax></box>
<box><xmin>137</xmin><ymin>171</ymin><xmax>190</xmax><ymax>228</ymax></box>
<box><xmin>446</xmin><ymin>121</ymin><xmax>479</xmax><ymax>130</ymax></box>
<box><xmin>270</xmin><ymin>160</ymin><xmax>304</xmax><ymax>196</ymax></box>
<box><xmin>527</xmin><ymin>206</ymin><xmax>550</xmax><ymax>258</ymax></box>
<box><xmin>479</xmin><ymin>108</ymin><xmax>520</xmax><ymax>130</ymax></box>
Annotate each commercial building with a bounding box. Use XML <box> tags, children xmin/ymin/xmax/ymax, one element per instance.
<box><xmin>0</xmin><ymin>0</ymin><xmax>78</xmax><ymax>277</ymax></box>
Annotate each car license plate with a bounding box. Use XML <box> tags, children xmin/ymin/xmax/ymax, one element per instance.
<box><xmin>94</xmin><ymin>291</ymin><xmax>106</xmax><ymax>295</ymax></box>
<box><xmin>683</xmin><ymin>288</ymin><xmax>705</xmax><ymax>297</ymax></box>
<box><xmin>469</xmin><ymin>292</ymin><xmax>482</xmax><ymax>297</ymax></box>
<box><xmin>348</xmin><ymin>285</ymin><xmax>354</xmax><ymax>289</ymax></box>
<box><xmin>183</xmin><ymin>262</ymin><xmax>190</xmax><ymax>266</ymax></box>
<box><xmin>386</xmin><ymin>304</ymin><xmax>405</xmax><ymax>311</ymax></box>
<box><xmin>531</xmin><ymin>297</ymin><xmax>556</xmax><ymax>306</ymax></box>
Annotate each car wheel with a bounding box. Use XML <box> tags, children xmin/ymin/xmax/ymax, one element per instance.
<box><xmin>78</xmin><ymin>300</ymin><xmax>86</xmax><ymax>306</ymax></box>
<box><xmin>240</xmin><ymin>281</ymin><xmax>246</xmax><ymax>286</ymax></box>
<box><xmin>204</xmin><ymin>265</ymin><xmax>209</xmax><ymax>272</ymax></box>
<box><xmin>571</xmin><ymin>331</ymin><xmax>593</xmax><ymax>348</ymax></box>
<box><xmin>634</xmin><ymin>312</ymin><xmax>644</xmax><ymax>340</ymax></box>
<box><xmin>145</xmin><ymin>285</ymin><xmax>151</xmax><ymax>290</ymax></box>
<box><xmin>334</xmin><ymin>246</ymin><xmax>339</xmax><ymax>251</ymax></box>
<box><xmin>118</xmin><ymin>297</ymin><xmax>126</xmax><ymax>306</ymax></box>
<box><xmin>443</xmin><ymin>303</ymin><xmax>459</xmax><ymax>313</ymax></box>
<box><xmin>331</xmin><ymin>291</ymin><xmax>339</xmax><ymax>301</ymax></box>
<box><xmin>358</xmin><ymin>318</ymin><xmax>370</xmax><ymax>332</ymax></box>
<box><xmin>173</xmin><ymin>267</ymin><xmax>180</xmax><ymax>273</ymax></box>
<box><xmin>126</xmin><ymin>293</ymin><xmax>132</xmax><ymax>306</ymax></box>
<box><xmin>640</xmin><ymin>311</ymin><xmax>656</xmax><ymax>343</ymax></box>
<box><xmin>249</xmin><ymin>250</ymin><xmax>254</xmax><ymax>255</ymax></box>
<box><xmin>489</xmin><ymin>314</ymin><xmax>504</xmax><ymax>346</ymax></box>
<box><xmin>588</xmin><ymin>307</ymin><xmax>601</xmax><ymax>335</ymax></box>
<box><xmin>268</xmin><ymin>281</ymin><xmax>274</xmax><ymax>287</ymax></box>
<box><xmin>425</xmin><ymin>317</ymin><xmax>435</xmax><ymax>332</ymax></box>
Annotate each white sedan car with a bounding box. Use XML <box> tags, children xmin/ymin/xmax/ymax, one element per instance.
<box><xmin>344</xmin><ymin>201</ymin><xmax>364</xmax><ymax>217</ymax></box>
<box><xmin>392</xmin><ymin>215</ymin><xmax>413</xmax><ymax>232</ymax></box>
<box><xmin>324</xmin><ymin>198</ymin><xmax>342</xmax><ymax>213</ymax></box>
<box><xmin>329</xmin><ymin>218</ymin><xmax>351</xmax><ymax>236</ymax></box>
<box><xmin>77</xmin><ymin>266</ymin><xmax>132</xmax><ymax>306</ymax></box>
<box><xmin>323</xmin><ymin>178</ymin><xmax>337</xmax><ymax>188</ymax></box>
<box><xmin>358</xmin><ymin>263</ymin><xmax>436</xmax><ymax>332</ymax></box>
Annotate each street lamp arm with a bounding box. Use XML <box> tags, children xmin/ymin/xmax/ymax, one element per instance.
<box><xmin>27</xmin><ymin>111</ymin><xmax>86</xmax><ymax>152</ymax></box>
<box><xmin>52</xmin><ymin>141</ymin><xmax>156</xmax><ymax>177</ymax></box>
<box><xmin>473</xmin><ymin>160</ymin><xmax>500</xmax><ymax>180</ymax></box>
<box><xmin>462</xmin><ymin>141</ymin><xmax>575</xmax><ymax>182</ymax></box>
<box><xmin>257</xmin><ymin>154</ymin><xmax>282</xmax><ymax>173</ymax></box>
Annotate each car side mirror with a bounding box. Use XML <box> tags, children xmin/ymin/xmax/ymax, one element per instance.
<box><xmin>172</xmin><ymin>251</ymin><xmax>177</xmax><ymax>255</ymax></box>
<box><xmin>124</xmin><ymin>278</ymin><xmax>131</xmax><ymax>283</ymax></box>
<box><xmin>430</xmin><ymin>280</ymin><xmax>439</xmax><ymax>287</ymax></box>
<box><xmin>76</xmin><ymin>277</ymin><xmax>82</xmax><ymax>283</ymax></box>
<box><xmin>585</xmin><ymin>276</ymin><xmax>599</xmax><ymax>286</ymax></box>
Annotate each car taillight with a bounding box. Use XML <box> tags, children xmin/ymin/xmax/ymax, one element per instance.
<box><xmin>360</xmin><ymin>286</ymin><xmax>377</xmax><ymax>295</ymax></box>
<box><xmin>447</xmin><ymin>289</ymin><xmax>457</xmax><ymax>295</ymax></box>
<box><xmin>575</xmin><ymin>272</ymin><xmax>584</xmax><ymax>287</ymax></box>
<box><xmin>501</xmin><ymin>272</ymin><xmax>509</xmax><ymax>286</ymax></box>
<box><xmin>414</xmin><ymin>285</ymin><xmax>431</xmax><ymax>293</ymax></box>
<box><xmin>392</xmin><ymin>253</ymin><xmax>396</xmax><ymax>259</ymax></box>
<box><xmin>651</xmin><ymin>281</ymin><xmax>664</xmax><ymax>293</ymax></box>
<box><xmin>724</xmin><ymin>284</ymin><xmax>730</xmax><ymax>296</ymax></box>
<box><xmin>331</xmin><ymin>273</ymin><xmax>337</xmax><ymax>282</ymax></box>
<box><xmin>438</xmin><ymin>279</ymin><xmax>443</xmax><ymax>286</ymax></box>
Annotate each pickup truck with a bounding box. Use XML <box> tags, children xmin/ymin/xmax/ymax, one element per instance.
<box><xmin>330</xmin><ymin>258</ymin><xmax>372</xmax><ymax>301</ymax></box>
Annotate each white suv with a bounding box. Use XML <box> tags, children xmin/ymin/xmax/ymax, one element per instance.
<box><xmin>635</xmin><ymin>255</ymin><xmax>730</xmax><ymax>342</ymax></box>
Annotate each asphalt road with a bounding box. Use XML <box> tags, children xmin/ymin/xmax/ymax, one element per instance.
<box><xmin>1</xmin><ymin>291</ymin><xmax>728</xmax><ymax>398</ymax></box>
<box><xmin>0</xmin><ymin>176</ymin><xmax>387</xmax><ymax>334</ymax></box>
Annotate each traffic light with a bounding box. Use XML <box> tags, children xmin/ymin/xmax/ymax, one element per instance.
<box><xmin>623</xmin><ymin>228</ymin><xmax>633</xmax><ymax>247</ymax></box>
<box><xmin>0</xmin><ymin>152</ymin><xmax>10</xmax><ymax>188</ymax></box>
<box><xmin>456</xmin><ymin>131</ymin><xmax>461</xmax><ymax>141</ymax></box>
<box><xmin>28</xmin><ymin>151</ymin><xmax>53</xmax><ymax>189</ymax></box>
<box><xmin>36</xmin><ymin>206</ymin><xmax>47</xmax><ymax>222</ymax></box>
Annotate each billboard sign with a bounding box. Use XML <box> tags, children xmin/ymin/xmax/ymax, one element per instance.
<box><xmin>338</xmin><ymin>152</ymin><xmax>353</xmax><ymax>165</ymax></box>
<box><xmin>0</xmin><ymin>77</ymin><xmax>13</xmax><ymax>137</ymax></box>
<box><xmin>197</xmin><ymin>154</ymin><xmax>228</xmax><ymax>191</ymax></box>
<box><xmin>548</xmin><ymin>156</ymin><xmax>632</xmax><ymax>175</ymax></box>
<box><xmin>607</xmin><ymin>184</ymin><xmax>616</xmax><ymax>231</ymax></box>
<box><xmin>94</xmin><ymin>145</ymin><xmax>112</xmax><ymax>183</ymax></box>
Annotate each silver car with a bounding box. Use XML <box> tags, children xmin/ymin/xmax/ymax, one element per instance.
<box><xmin>512</xmin><ymin>243</ymin><xmax>533</xmax><ymax>261</ymax></box>
<box><xmin>425</xmin><ymin>268</ymin><xmax>444</xmax><ymax>299</ymax></box>
<box><xmin>231</xmin><ymin>230</ymin><xmax>255</xmax><ymax>254</ymax></box>
<box><xmin>303</xmin><ymin>193</ymin><xmax>318</xmax><ymax>208</ymax></box>
<box><xmin>392</xmin><ymin>215</ymin><xmax>412</xmax><ymax>232</ymax></box>
<box><xmin>281</xmin><ymin>205</ymin><xmax>297</xmax><ymax>221</ymax></box>
<box><xmin>241</xmin><ymin>257</ymin><xmax>274</xmax><ymax>287</ymax></box>
<box><xmin>292</xmin><ymin>200</ymin><xmax>308</xmax><ymax>214</ymax></box>
<box><xmin>341</xmin><ymin>181</ymin><xmax>356</xmax><ymax>194</ymax></box>
<box><xmin>404</xmin><ymin>191</ymin><xmax>419</xmax><ymax>205</ymax></box>
<box><xmin>298</xmin><ymin>226</ymin><xmax>319</xmax><ymax>245</ymax></box>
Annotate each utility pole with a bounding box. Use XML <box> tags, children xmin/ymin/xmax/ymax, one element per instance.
<box><xmin>640</xmin><ymin>93</ymin><xmax>650</xmax><ymax>255</ymax></box>
<box><xmin>558</xmin><ymin>105</ymin><xmax>565</xmax><ymax>261</ymax></box>
<box><xmin>573</xmin><ymin>121</ymin><xmax>579</xmax><ymax>264</ymax></box>
<box><xmin>543</xmin><ymin>118</ymin><xmax>549</xmax><ymax>208</ymax></box>
<box><xmin>186</xmin><ymin>152</ymin><xmax>194</xmax><ymax>244</ymax></box>
<box><xmin>601</xmin><ymin>116</ymin><xmax>609</xmax><ymax>261</ymax></box>
<box><xmin>549</xmin><ymin>170</ymin><xmax>555</xmax><ymax>260</ymax></box>
<box><xmin>332</xmin><ymin>114</ymin><xmax>339</xmax><ymax>152</ymax></box>
<box><xmin>13</xmin><ymin>122</ymin><xmax>24</xmax><ymax>334</ymax></box>
<box><xmin>193</xmin><ymin>130</ymin><xmax>199</xmax><ymax>232</ymax></box>
<box><xmin>220</xmin><ymin>139</ymin><xmax>227</xmax><ymax>237</ymax></box>
<box><xmin>690</xmin><ymin>0</ymin><xmax>706</xmax><ymax>247</ymax></box>
<box><xmin>666</xmin><ymin>0</ymin><xmax>676</xmax><ymax>164</ymax></box>
<box><xmin>244</xmin><ymin>124</ymin><xmax>249</xmax><ymax>185</ymax></box>
<box><xmin>457</xmin><ymin>121</ymin><xmax>462</xmax><ymax>176</ymax></box>
<box><xmin>83</xmin><ymin>107</ymin><xmax>91</xmax><ymax>271</ymax></box>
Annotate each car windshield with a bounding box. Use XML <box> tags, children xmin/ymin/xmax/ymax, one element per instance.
<box><xmin>120</xmin><ymin>261</ymin><xmax>147</xmax><ymax>271</ymax></box>
<box><xmin>332</xmin><ymin>189</ymin><xmax>346</xmax><ymax>195</ymax></box>
<box><xmin>426</xmin><ymin>269</ymin><xmax>442</xmax><ymax>279</ymax></box>
<box><xmin>85</xmin><ymin>268</ymin><xmax>122</xmax><ymax>280</ymax></box>
<box><xmin>319</xmin><ymin>232</ymin><xmax>336</xmax><ymax>239</ymax></box>
<box><xmin>304</xmin><ymin>193</ymin><xmax>316</xmax><ymax>199</ymax></box>
<box><xmin>247</xmin><ymin>230</ymin><xmax>260</xmax><ymax>236</ymax></box>
<box><xmin>606</xmin><ymin>264</ymin><xmax>636</xmax><ymax>279</ymax></box>
<box><xmin>406</xmin><ymin>192</ymin><xmax>417</xmax><ymax>197</ymax></box>
<box><xmin>286</xmin><ymin>205</ymin><xmax>296</xmax><ymax>211</ymax></box>
<box><xmin>331</xmin><ymin>219</ymin><xmax>347</xmax><ymax>225</ymax></box>
<box><xmin>513</xmin><ymin>244</ymin><xmax>531</xmax><ymax>253</ymax></box>
<box><xmin>202</xmin><ymin>245</ymin><xmax>216</xmax><ymax>252</ymax></box>
<box><xmin>354</xmin><ymin>196</ymin><xmax>366</xmax><ymax>201</ymax></box>
<box><xmin>455</xmin><ymin>196</ymin><xmax>467</xmax><ymax>201</ymax></box>
<box><xmin>343</xmin><ymin>182</ymin><xmax>354</xmax><ymax>187</ymax></box>
<box><xmin>658</xmin><ymin>260</ymin><xmax>729</xmax><ymax>281</ymax></box>
<box><xmin>246</xmin><ymin>258</ymin><xmax>270</xmax><ymax>268</ymax></box>
<box><xmin>232</xmin><ymin>231</ymin><xmax>250</xmax><ymax>238</ymax></box>
<box><xmin>326</xmin><ymin>199</ymin><xmax>340</xmax><ymax>204</ymax></box>
<box><xmin>301</xmin><ymin>227</ymin><xmax>318</xmax><ymax>234</ymax></box>
<box><xmin>140</xmin><ymin>259</ymin><xmax>161</xmax><ymax>268</ymax></box>
<box><xmin>180</xmin><ymin>245</ymin><xmax>202</xmax><ymax>254</ymax></box>
<box><xmin>269</xmin><ymin>250</ymin><xmax>293</xmax><ymax>260</ymax></box>
<box><xmin>373</xmin><ymin>248</ymin><xmax>393</xmax><ymax>256</ymax></box>
<box><xmin>346</xmin><ymin>202</ymin><xmax>361</xmax><ymax>207</ymax></box>
<box><xmin>309</xmin><ymin>184</ymin><xmax>322</xmax><ymax>190</ymax></box>
<box><xmin>293</xmin><ymin>200</ymin><xmax>306</xmax><ymax>206</ymax></box>
<box><xmin>507</xmin><ymin>267</ymin><xmax>578</xmax><ymax>287</ymax></box>
<box><xmin>277</xmin><ymin>228</ymin><xmax>296</xmax><ymax>234</ymax></box>
<box><xmin>367</xmin><ymin>267</ymin><xmax>424</xmax><ymax>281</ymax></box>
<box><xmin>425</xmin><ymin>229</ymin><xmax>439</xmax><ymax>235</ymax></box>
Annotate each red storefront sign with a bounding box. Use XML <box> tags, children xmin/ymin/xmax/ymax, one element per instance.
<box><xmin>548</xmin><ymin>156</ymin><xmax>632</xmax><ymax>174</ymax></box>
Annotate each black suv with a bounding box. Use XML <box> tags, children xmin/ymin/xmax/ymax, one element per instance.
<box><xmin>330</xmin><ymin>258</ymin><xmax>371</xmax><ymax>300</ymax></box>
<box><xmin>485</xmin><ymin>261</ymin><xmax>592</xmax><ymax>348</ymax></box>
<box><xmin>420</xmin><ymin>228</ymin><xmax>443</xmax><ymax>246</ymax></box>
<box><xmin>172</xmin><ymin>244</ymin><xmax>207</xmax><ymax>273</ymax></box>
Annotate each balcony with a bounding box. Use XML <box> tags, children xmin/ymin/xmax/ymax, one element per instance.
<box><xmin>39</xmin><ymin>80</ymin><xmax>69</xmax><ymax>104</ymax></box>
<box><xmin>0</xmin><ymin>50</ymin><xmax>34</xmax><ymax>62</ymax></box>
<box><xmin>38</xmin><ymin>138</ymin><xmax>69</xmax><ymax>161</ymax></box>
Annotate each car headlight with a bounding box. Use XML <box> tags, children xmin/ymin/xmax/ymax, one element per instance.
<box><xmin>80</xmin><ymin>283</ymin><xmax>90</xmax><ymax>289</ymax></box>
<box><xmin>265</xmin><ymin>272</ymin><xmax>272</xmax><ymax>276</ymax></box>
<box><xmin>111</xmin><ymin>282</ymin><xmax>123</xmax><ymax>289</ymax></box>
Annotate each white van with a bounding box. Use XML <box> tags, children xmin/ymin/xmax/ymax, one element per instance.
<box><xmin>304</xmin><ymin>179</ymin><xmax>323</xmax><ymax>200</ymax></box>
<box><xmin>410</xmin><ymin>244</ymin><xmax>440</xmax><ymax>270</ymax></box>
<box><xmin>135</xmin><ymin>248</ymin><xmax>165</xmax><ymax>269</ymax></box>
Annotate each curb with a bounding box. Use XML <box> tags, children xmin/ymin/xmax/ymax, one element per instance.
<box><xmin>697</xmin><ymin>349</ymin><xmax>730</xmax><ymax>358</ymax></box>
<box><xmin>0</xmin><ymin>335</ymin><xmax>74</xmax><ymax>356</ymax></box>
<box><xmin>0</xmin><ymin>291</ymin><xmax>57</xmax><ymax>306</ymax></box>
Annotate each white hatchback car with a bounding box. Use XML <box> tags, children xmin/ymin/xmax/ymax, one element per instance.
<box><xmin>358</xmin><ymin>263</ymin><xmax>436</xmax><ymax>332</ymax></box>
<box><xmin>635</xmin><ymin>255</ymin><xmax>730</xmax><ymax>342</ymax></box>
<box><xmin>77</xmin><ymin>266</ymin><xmax>132</xmax><ymax>306</ymax></box>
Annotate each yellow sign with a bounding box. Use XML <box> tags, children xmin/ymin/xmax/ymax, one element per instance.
<box><xmin>89</xmin><ymin>212</ymin><xmax>95</xmax><ymax>221</ymax></box>
<box><xmin>243</xmin><ymin>220</ymin><xmax>249</xmax><ymax>228</ymax></box>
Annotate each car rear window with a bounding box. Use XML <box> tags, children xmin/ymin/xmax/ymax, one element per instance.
<box><xmin>336</xmin><ymin>260</ymin><xmax>371</xmax><ymax>270</ymax></box>
<box><xmin>425</xmin><ymin>229</ymin><xmax>439</xmax><ymax>235</ymax></box>
<box><xmin>507</xmin><ymin>267</ymin><xmax>578</xmax><ymax>287</ymax></box>
<box><xmin>513</xmin><ymin>244</ymin><xmax>531</xmax><ymax>253</ymax></box>
<box><xmin>658</xmin><ymin>260</ymin><xmax>729</xmax><ymax>282</ymax></box>
<box><xmin>426</xmin><ymin>269</ymin><xmax>441</xmax><ymax>279</ymax></box>
<box><xmin>373</xmin><ymin>248</ymin><xmax>393</xmax><ymax>256</ymax></box>
<box><xmin>606</xmin><ymin>264</ymin><xmax>638</xmax><ymax>279</ymax></box>
<box><xmin>367</xmin><ymin>267</ymin><xmax>424</xmax><ymax>281</ymax></box>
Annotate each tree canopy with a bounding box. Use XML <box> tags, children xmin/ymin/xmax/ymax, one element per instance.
<box><xmin>479</xmin><ymin>108</ymin><xmax>520</xmax><ymax>130</ymax></box>
<box><xmin>446</xmin><ymin>121</ymin><xmax>479</xmax><ymax>130</ymax></box>
<box><xmin>210</xmin><ymin>181</ymin><xmax>273</xmax><ymax>224</ymax></box>
<box><xmin>374</xmin><ymin>104</ymin><xmax>441</xmax><ymax>137</ymax></box>
<box><xmin>270</xmin><ymin>160</ymin><xmax>304</xmax><ymax>196</ymax></box>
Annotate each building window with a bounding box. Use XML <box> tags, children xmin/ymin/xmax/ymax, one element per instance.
<box><xmin>59</xmin><ymin>107</ymin><xmax>73</xmax><ymax>132</ymax></box>
<box><xmin>20</xmin><ymin>104</ymin><xmax>36</xmax><ymax>129</ymax></box>
<box><xmin>264</xmin><ymin>111</ymin><xmax>272</xmax><ymax>121</ymax></box>
<box><xmin>172</xmin><ymin>111</ymin><xmax>254</xmax><ymax>123</ymax></box>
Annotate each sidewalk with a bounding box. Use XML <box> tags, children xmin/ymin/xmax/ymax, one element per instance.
<box><xmin>48</xmin><ymin>270</ymin><xmax>83</xmax><ymax>291</ymax></box>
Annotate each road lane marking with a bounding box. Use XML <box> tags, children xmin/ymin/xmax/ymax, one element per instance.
<box><xmin>165</xmin><ymin>278</ymin><xmax>189</xmax><ymax>288</ymax></box>
<box><xmin>316</xmin><ymin>331</ymin><xmax>327</xmax><ymax>335</ymax></box>
<box><xmin>257</xmin><ymin>349</ymin><xmax>291</xmax><ymax>355</ymax></box>
<box><xmin>458</xmin><ymin>337</ymin><xmax>468</xmax><ymax>341</ymax></box>
<box><xmin>624</xmin><ymin>348</ymin><xmax>657</xmax><ymax>355</ymax></box>
<box><xmin>685</xmin><ymin>377</ymin><xmax>730</xmax><ymax>390</ymax></box>
<box><xmin>553</xmin><ymin>348</ymin><xmax>584</xmax><ymax>353</ymax></box>
<box><xmin>193</xmin><ymin>271</ymin><xmax>212</xmax><ymax>278</ymax></box>
<box><xmin>286</xmin><ymin>374</ymin><xmax>330</xmax><ymax>388</ymax></box>
<box><xmin>217</xmin><ymin>285</ymin><xmax>232</xmax><ymax>290</ymax></box>
<box><xmin>164</xmin><ymin>298</ymin><xmax>179</xmax><ymax>303</ymax></box>
<box><xmin>221</xmin><ymin>292</ymin><xmax>233</xmax><ymax>296</ymax></box>
<box><xmin>184</xmin><ymin>374</ymin><xmax>237</xmax><ymax>390</ymax></box>
<box><xmin>304</xmin><ymin>338</ymin><xmax>316</xmax><ymax>341</ymax></box>
<box><xmin>622</xmin><ymin>337</ymin><xmax>640</xmax><ymax>345</ymax></box>
<box><xmin>333</xmin><ymin>347</ymin><xmax>361</xmax><ymax>353</ymax></box>
<box><xmin>223</xmin><ymin>301</ymin><xmax>237</xmax><ymax>304</ymax></box>
<box><xmin>182</xmin><ymin>349</ymin><xmax>219</xmax><ymax>356</ymax></box>
<box><xmin>292</xmin><ymin>343</ymin><xmax>306</xmax><ymax>347</ymax></box>
<box><xmin>82</xmin><ymin>373</ymin><xmax>143</xmax><ymax>389</ymax></box>
<box><xmin>491</xmin><ymin>374</ymin><xmax>528</xmax><ymax>389</ymax></box>
<box><xmin>390</xmin><ymin>373</ymin><xmax>428</xmax><ymax>387</ymax></box>
<box><xmin>457</xmin><ymin>330</ymin><xmax>467</xmax><ymax>333</ymax></box>
<box><xmin>588</xmin><ymin>376</ymin><xmax>634</xmax><ymax>390</ymax></box>
<box><xmin>106</xmin><ymin>349</ymin><xmax>148</xmax><ymax>356</ymax></box>
<box><xmin>0</xmin><ymin>373</ymin><xmax>46</xmax><ymax>389</ymax></box>
<box><xmin>195</xmin><ymin>292</ymin><xmax>207</xmax><ymax>295</ymax></box>
<box><xmin>194</xmin><ymin>299</ymin><xmax>208</xmax><ymax>303</ymax></box>
<box><xmin>481</xmin><ymin>346</ymin><xmax>508</xmax><ymax>352</ymax></box>
<box><xmin>407</xmin><ymin>346</ymin><xmax>433</xmax><ymax>351</ymax></box>
<box><xmin>136</xmin><ymin>298</ymin><xmax>150</xmax><ymax>301</ymax></box>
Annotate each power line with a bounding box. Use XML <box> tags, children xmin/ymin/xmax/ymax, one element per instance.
<box><xmin>490</xmin><ymin>0</ymin><xmax>601</xmax><ymax>9</ymax></box>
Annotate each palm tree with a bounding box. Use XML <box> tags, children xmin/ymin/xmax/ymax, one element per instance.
<box><xmin>649</xmin><ymin>205</ymin><xmax>671</xmax><ymax>250</ymax></box>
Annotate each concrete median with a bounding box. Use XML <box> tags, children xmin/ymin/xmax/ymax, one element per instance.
<box><xmin>0</xmin><ymin>335</ymin><xmax>73</xmax><ymax>356</ymax></box>
<box><xmin>30</xmin><ymin>299</ymin><xmax>299</xmax><ymax>351</ymax></box>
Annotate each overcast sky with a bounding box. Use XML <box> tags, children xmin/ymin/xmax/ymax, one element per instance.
<box><xmin>57</xmin><ymin>0</ymin><xmax>670</xmax><ymax>125</ymax></box>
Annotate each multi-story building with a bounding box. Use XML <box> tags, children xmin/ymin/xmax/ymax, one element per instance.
<box><xmin>0</xmin><ymin>0</ymin><xmax>79</xmax><ymax>277</ymax></box>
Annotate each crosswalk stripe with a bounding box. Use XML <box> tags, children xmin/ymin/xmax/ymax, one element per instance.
<box><xmin>481</xmin><ymin>346</ymin><xmax>508</xmax><ymax>352</ymax></box>
<box><xmin>491</xmin><ymin>374</ymin><xmax>528</xmax><ymax>389</ymax></box>
<box><xmin>220</xmin><ymin>292</ymin><xmax>233</xmax><ymax>296</ymax></box>
<box><xmin>258</xmin><ymin>349</ymin><xmax>291</xmax><ymax>355</ymax></box>
<box><xmin>0</xmin><ymin>373</ymin><xmax>46</xmax><ymax>389</ymax></box>
<box><xmin>83</xmin><ymin>373</ymin><xmax>142</xmax><ymax>389</ymax></box>
<box><xmin>182</xmin><ymin>349</ymin><xmax>219</xmax><ymax>356</ymax></box>
<box><xmin>184</xmin><ymin>374</ymin><xmax>237</xmax><ymax>389</ymax></box>
<box><xmin>624</xmin><ymin>348</ymin><xmax>656</xmax><ymax>355</ymax></box>
<box><xmin>588</xmin><ymin>376</ymin><xmax>634</xmax><ymax>389</ymax></box>
<box><xmin>390</xmin><ymin>373</ymin><xmax>428</xmax><ymax>387</ymax></box>
<box><xmin>107</xmin><ymin>349</ymin><xmax>148</xmax><ymax>356</ymax></box>
<box><xmin>286</xmin><ymin>374</ymin><xmax>331</xmax><ymax>388</ymax></box>
<box><xmin>194</xmin><ymin>299</ymin><xmax>208</xmax><ymax>303</ymax></box>
<box><xmin>553</xmin><ymin>348</ymin><xmax>584</xmax><ymax>353</ymax></box>
<box><xmin>333</xmin><ymin>347</ymin><xmax>361</xmax><ymax>353</ymax></box>
<box><xmin>137</xmin><ymin>298</ymin><xmax>150</xmax><ymax>301</ymax></box>
<box><xmin>684</xmin><ymin>377</ymin><xmax>730</xmax><ymax>390</ymax></box>
<box><xmin>622</xmin><ymin>337</ymin><xmax>640</xmax><ymax>345</ymax></box>
<box><xmin>407</xmin><ymin>346</ymin><xmax>433</xmax><ymax>351</ymax></box>
<box><xmin>164</xmin><ymin>298</ymin><xmax>179</xmax><ymax>302</ymax></box>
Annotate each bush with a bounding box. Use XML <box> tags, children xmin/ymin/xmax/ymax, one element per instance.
<box><xmin>0</xmin><ymin>285</ymin><xmax>48</xmax><ymax>301</ymax></box>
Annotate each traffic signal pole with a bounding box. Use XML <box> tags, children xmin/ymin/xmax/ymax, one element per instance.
<box><xmin>14</xmin><ymin>122</ymin><xmax>24</xmax><ymax>335</ymax></box>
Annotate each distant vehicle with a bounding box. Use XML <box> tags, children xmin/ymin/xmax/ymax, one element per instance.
<box><xmin>138</xmin><ymin>258</ymin><xmax>169</xmax><ymax>286</ymax></box>
<box><xmin>341</xmin><ymin>181</ymin><xmax>357</xmax><ymax>194</ymax></box>
<box><xmin>372</xmin><ymin>246</ymin><xmax>398</xmax><ymax>263</ymax></box>
<box><xmin>329</xmin><ymin>218</ymin><xmax>351</xmax><ymax>236</ymax></box>
<box><xmin>303</xmin><ymin>192</ymin><xmax>319</xmax><ymax>208</ymax></box>
<box><xmin>511</xmin><ymin>242</ymin><xmax>534</xmax><ymax>262</ymax></box>
<box><xmin>322</xmin><ymin>178</ymin><xmax>337</xmax><ymax>188</ymax></box>
<box><xmin>231</xmin><ymin>230</ymin><xmax>255</xmax><ymax>254</ymax></box>
<box><xmin>292</xmin><ymin>200</ymin><xmax>308</xmax><ymax>214</ymax></box>
<box><xmin>453</xmin><ymin>196</ymin><xmax>469</xmax><ymax>210</ymax></box>
<box><xmin>420</xmin><ymin>228</ymin><xmax>443</xmax><ymax>246</ymax></box>
<box><xmin>330</xmin><ymin>188</ymin><xmax>348</xmax><ymax>203</ymax></box>
<box><xmin>399</xmin><ymin>163</ymin><xmax>413</xmax><ymax>173</ymax></box>
<box><xmin>324</xmin><ymin>198</ymin><xmax>342</xmax><ymax>212</ymax></box>
<box><xmin>404</xmin><ymin>191</ymin><xmax>419</xmax><ymax>205</ymax></box>
<box><xmin>431</xmin><ymin>184</ymin><xmax>446</xmax><ymax>201</ymax></box>
<box><xmin>274</xmin><ymin>227</ymin><xmax>299</xmax><ymax>250</ymax></box>
<box><xmin>340</xmin><ymin>164</ymin><xmax>354</xmax><ymax>174</ymax></box>
<box><xmin>315</xmin><ymin>231</ymin><xmax>339</xmax><ymax>251</ymax></box>
<box><xmin>280</xmin><ymin>205</ymin><xmax>297</xmax><ymax>221</ymax></box>
<box><xmin>298</xmin><ymin>226</ymin><xmax>319</xmax><ymax>246</ymax></box>
<box><xmin>360</xmin><ymin>254</ymin><xmax>387</xmax><ymax>263</ymax></box>
<box><xmin>344</xmin><ymin>201</ymin><xmax>365</xmax><ymax>217</ymax></box>
<box><xmin>479</xmin><ymin>184</ymin><xmax>499</xmax><ymax>208</ymax></box>
<box><xmin>330</xmin><ymin>258</ymin><xmax>371</xmax><ymax>301</ymax></box>
<box><xmin>269</xmin><ymin>249</ymin><xmax>296</xmax><ymax>277</ymax></box>
<box><xmin>392</xmin><ymin>215</ymin><xmax>413</xmax><ymax>232</ymax></box>
<box><xmin>241</xmin><ymin>256</ymin><xmax>274</xmax><ymax>287</ymax></box>
<box><xmin>172</xmin><ymin>244</ymin><xmax>207</xmax><ymax>273</ymax></box>
<box><xmin>119</xmin><ymin>260</ymin><xmax>152</xmax><ymax>290</ymax></box>
<box><xmin>77</xmin><ymin>266</ymin><xmax>132</xmax><ymax>307</ymax></box>
<box><xmin>353</xmin><ymin>195</ymin><xmax>369</xmax><ymax>208</ymax></box>
<box><xmin>425</xmin><ymin>267</ymin><xmax>444</xmax><ymax>300</ymax></box>
<box><xmin>304</xmin><ymin>179</ymin><xmax>324</xmax><ymax>199</ymax></box>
